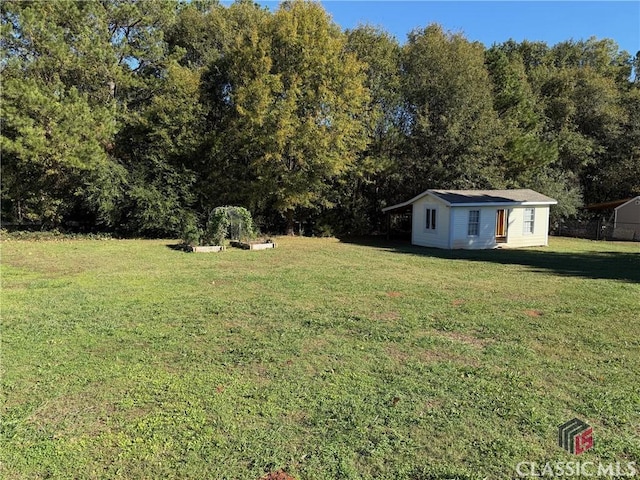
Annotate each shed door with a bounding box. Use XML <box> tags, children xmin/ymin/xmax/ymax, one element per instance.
<box><xmin>496</xmin><ymin>209</ymin><xmax>507</xmax><ymax>242</ymax></box>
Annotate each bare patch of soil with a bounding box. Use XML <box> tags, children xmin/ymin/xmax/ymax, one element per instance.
<box><xmin>372</xmin><ymin>310</ymin><xmax>401</xmax><ymax>322</ymax></box>
<box><xmin>27</xmin><ymin>389</ymin><xmax>117</xmax><ymax>438</ymax></box>
<box><xmin>421</xmin><ymin>349</ymin><xmax>480</xmax><ymax>368</ymax></box>
<box><xmin>386</xmin><ymin>291</ymin><xmax>403</xmax><ymax>298</ymax></box>
<box><xmin>436</xmin><ymin>330</ymin><xmax>490</xmax><ymax>348</ymax></box>
<box><xmin>385</xmin><ymin>344</ymin><xmax>411</xmax><ymax>364</ymax></box>
<box><xmin>424</xmin><ymin>398</ymin><xmax>444</xmax><ymax>410</ymax></box>
<box><xmin>524</xmin><ymin>309</ymin><xmax>543</xmax><ymax>317</ymax></box>
<box><xmin>387</xmin><ymin>343</ymin><xmax>480</xmax><ymax>368</ymax></box>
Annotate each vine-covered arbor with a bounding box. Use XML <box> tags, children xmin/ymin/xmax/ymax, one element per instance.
<box><xmin>203</xmin><ymin>206</ymin><xmax>255</xmax><ymax>246</ymax></box>
<box><xmin>181</xmin><ymin>206</ymin><xmax>256</xmax><ymax>246</ymax></box>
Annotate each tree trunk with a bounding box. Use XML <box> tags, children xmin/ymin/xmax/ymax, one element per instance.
<box><xmin>285</xmin><ymin>210</ymin><xmax>295</xmax><ymax>236</ymax></box>
<box><xmin>16</xmin><ymin>199</ymin><xmax>23</xmax><ymax>223</ymax></box>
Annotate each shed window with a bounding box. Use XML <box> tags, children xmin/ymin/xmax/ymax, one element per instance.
<box><xmin>468</xmin><ymin>210</ymin><xmax>480</xmax><ymax>236</ymax></box>
<box><xmin>523</xmin><ymin>208</ymin><xmax>535</xmax><ymax>234</ymax></box>
<box><xmin>426</xmin><ymin>208</ymin><xmax>436</xmax><ymax>231</ymax></box>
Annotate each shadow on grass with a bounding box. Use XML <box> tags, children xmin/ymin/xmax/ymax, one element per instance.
<box><xmin>166</xmin><ymin>243</ymin><xmax>190</xmax><ymax>252</ymax></box>
<box><xmin>340</xmin><ymin>236</ymin><xmax>640</xmax><ymax>283</ymax></box>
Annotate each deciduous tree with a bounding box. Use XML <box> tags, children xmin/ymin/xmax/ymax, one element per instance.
<box><xmin>401</xmin><ymin>25</ymin><xmax>502</xmax><ymax>195</ymax></box>
<box><xmin>216</xmin><ymin>0</ymin><xmax>369</xmax><ymax>234</ymax></box>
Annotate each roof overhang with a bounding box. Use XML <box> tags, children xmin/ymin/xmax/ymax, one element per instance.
<box><xmin>382</xmin><ymin>190</ymin><xmax>450</xmax><ymax>212</ymax></box>
<box><xmin>614</xmin><ymin>196</ymin><xmax>640</xmax><ymax>211</ymax></box>
<box><xmin>585</xmin><ymin>198</ymin><xmax>633</xmax><ymax>210</ymax></box>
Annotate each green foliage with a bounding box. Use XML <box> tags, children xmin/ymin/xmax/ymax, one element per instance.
<box><xmin>203</xmin><ymin>208</ymin><xmax>230</xmax><ymax>246</ymax></box>
<box><xmin>582</xmin><ymin>78</ymin><xmax>640</xmax><ymax>202</ymax></box>
<box><xmin>0</xmin><ymin>73</ymin><xmax>118</xmax><ymax>225</ymax></box>
<box><xmin>119</xmin><ymin>161</ymin><xmax>195</xmax><ymax>236</ymax></box>
<box><xmin>0</xmin><ymin>229</ymin><xmax>114</xmax><ymax>242</ymax></box>
<box><xmin>486</xmin><ymin>46</ymin><xmax>558</xmax><ymax>182</ymax></box>
<box><xmin>0</xmin><ymin>0</ymin><xmax>183</xmax><ymax>231</ymax></box>
<box><xmin>223</xmin><ymin>206</ymin><xmax>255</xmax><ymax>241</ymax></box>
<box><xmin>527</xmin><ymin>168</ymin><xmax>583</xmax><ymax>227</ymax></box>
<box><xmin>114</xmin><ymin>57</ymin><xmax>204</xmax><ymax>236</ymax></box>
<box><xmin>180</xmin><ymin>212</ymin><xmax>201</xmax><ymax>246</ymax></box>
<box><xmin>190</xmin><ymin>206</ymin><xmax>256</xmax><ymax>246</ymax></box>
<box><xmin>401</xmin><ymin>25</ymin><xmax>503</xmax><ymax>193</ymax></box>
<box><xmin>1</xmin><ymin>1</ymin><xmax>637</xmax><ymax>234</ymax></box>
<box><xmin>214</xmin><ymin>0</ymin><xmax>369</xmax><ymax>233</ymax></box>
<box><xmin>332</xmin><ymin>25</ymin><xmax>404</xmax><ymax>234</ymax></box>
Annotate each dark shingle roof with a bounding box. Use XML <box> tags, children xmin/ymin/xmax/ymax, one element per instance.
<box><xmin>382</xmin><ymin>188</ymin><xmax>557</xmax><ymax>212</ymax></box>
<box><xmin>429</xmin><ymin>189</ymin><xmax>556</xmax><ymax>204</ymax></box>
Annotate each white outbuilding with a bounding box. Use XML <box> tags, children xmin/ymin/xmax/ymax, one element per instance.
<box><xmin>383</xmin><ymin>189</ymin><xmax>557</xmax><ymax>250</ymax></box>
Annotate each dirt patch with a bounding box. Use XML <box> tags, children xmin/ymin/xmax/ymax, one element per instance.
<box><xmin>435</xmin><ymin>330</ymin><xmax>491</xmax><ymax>348</ymax></box>
<box><xmin>451</xmin><ymin>299</ymin><xmax>465</xmax><ymax>306</ymax></box>
<box><xmin>386</xmin><ymin>343</ymin><xmax>480</xmax><ymax>368</ymax></box>
<box><xmin>285</xmin><ymin>410</ymin><xmax>307</xmax><ymax>423</ymax></box>
<box><xmin>424</xmin><ymin>398</ymin><xmax>443</xmax><ymax>410</ymax></box>
<box><xmin>524</xmin><ymin>309</ymin><xmax>543</xmax><ymax>317</ymax></box>
<box><xmin>421</xmin><ymin>349</ymin><xmax>480</xmax><ymax>367</ymax></box>
<box><xmin>385</xmin><ymin>344</ymin><xmax>411</xmax><ymax>364</ymax></box>
<box><xmin>300</xmin><ymin>338</ymin><xmax>329</xmax><ymax>355</ymax></box>
<box><xmin>252</xmin><ymin>363</ymin><xmax>270</xmax><ymax>379</ymax></box>
<box><xmin>386</xmin><ymin>291</ymin><xmax>403</xmax><ymax>298</ymax></box>
<box><xmin>260</xmin><ymin>471</ymin><xmax>296</xmax><ymax>480</ymax></box>
<box><xmin>27</xmin><ymin>389</ymin><xmax>116</xmax><ymax>438</ymax></box>
<box><xmin>372</xmin><ymin>310</ymin><xmax>401</xmax><ymax>322</ymax></box>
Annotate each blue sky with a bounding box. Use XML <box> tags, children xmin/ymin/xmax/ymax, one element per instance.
<box><xmin>253</xmin><ymin>1</ymin><xmax>640</xmax><ymax>55</ymax></box>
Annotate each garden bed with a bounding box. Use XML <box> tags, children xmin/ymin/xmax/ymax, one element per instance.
<box><xmin>190</xmin><ymin>245</ymin><xmax>224</xmax><ymax>253</ymax></box>
<box><xmin>230</xmin><ymin>240</ymin><xmax>276</xmax><ymax>250</ymax></box>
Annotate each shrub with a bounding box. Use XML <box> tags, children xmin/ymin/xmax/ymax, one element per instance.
<box><xmin>180</xmin><ymin>213</ymin><xmax>201</xmax><ymax>246</ymax></box>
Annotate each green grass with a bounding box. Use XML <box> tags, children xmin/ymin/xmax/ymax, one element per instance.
<box><xmin>1</xmin><ymin>236</ymin><xmax>639</xmax><ymax>479</ymax></box>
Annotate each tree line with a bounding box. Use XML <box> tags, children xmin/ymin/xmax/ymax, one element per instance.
<box><xmin>2</xmin><ymin>0</ymin><xmax>639</xmax><ymax>236</ymax></box>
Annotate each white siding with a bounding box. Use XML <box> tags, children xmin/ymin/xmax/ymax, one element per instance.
<box><xmin>505</xmin><ymin>206</ymin><xmax>550</xmax><ymax>247</ymax></box>
<box><xmin>447</xmin><ymin>205</ymin><xmax>551</xmax><ymax>249</ymax></box>
<box><xmin>411</xmin><ymin>195</ymin><xmax>450</xmax><ymax>248</ymax></box>
<box><xmin>451</xmin><ymin>207</ymin><xmax>498</xmax><ymax>249</ymax></box>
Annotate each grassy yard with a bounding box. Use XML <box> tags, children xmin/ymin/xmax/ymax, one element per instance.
<box><xmin>1</xmin><ymin>235</ymin><xmax>639</xmax><ymax>479</ymax></box>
